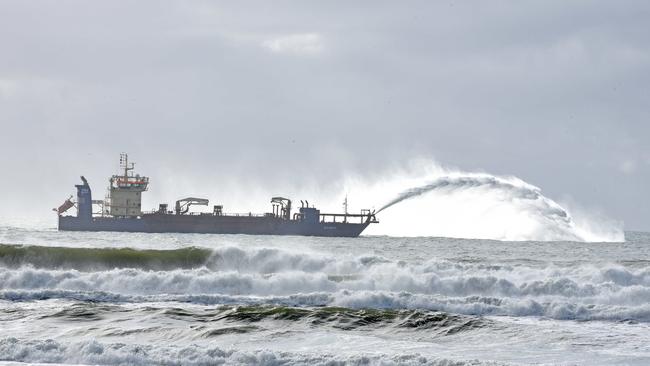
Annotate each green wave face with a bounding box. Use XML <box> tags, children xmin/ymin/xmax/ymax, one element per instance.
<box><xmin>41</xmin><ymin>302</ymin><xmax>486</xmax><ymax>333</ymax></box>
<box><xmin>0</xmin><ymin>244</ymin><xmax>213</xmax><ymax>271</ymax></box>
<box><xmin>218</xmin><ymin>305</ymin><xmax>486</xmax><ymax>332</ymax></box>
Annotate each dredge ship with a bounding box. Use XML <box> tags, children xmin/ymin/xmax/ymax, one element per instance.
<box><xmin>55</xmin><ymin>154</ymin><xmax>378</xmax><ymax>237</ymax></box>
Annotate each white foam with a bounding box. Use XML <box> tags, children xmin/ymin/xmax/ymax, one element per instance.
<box><xmin>0</xmin><ymin>337</ymin><xmax>490</xmax><ymax>366</ymax></box>
<box><xmin>1</xmin><ymin>245</ymin><xmax>649</xmax><ymax>322</ymax></box>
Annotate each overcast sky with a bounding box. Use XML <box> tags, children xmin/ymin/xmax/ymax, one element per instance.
<box><xmin>1</xmin><ymin>1</ymin><xmax>648</xmax><ymax>230</ymax></box>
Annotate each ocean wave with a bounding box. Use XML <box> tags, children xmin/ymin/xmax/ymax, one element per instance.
<box><xmin>3</xmin><ymin>289</ymin><xmax>650</xmax><ymax>323</ymax></box>
<box><xmin>328</xmin><ymin>290</ymin><xmax>650</xmax><ymax>322</ymax></box>
<box><xmin>0</xmin><ymin>244</ymin><xmax>375</xmax><ymax>274</ymax></box>
<box><xmin>0</xmin><ymin>244</ymin><xmax>212</xmax><ymax>270</ymax></box>
<box><xmin>1</xmin><ymin>244</ymin><xmax>649</xmax><ymax>322</ymax></box>
<box><xmin>2</xmin><ymin>258</ymin><xmax>648</xmax><ymax>299</ymax></box>
<box><xmin>30</xmin><ymin>302</ymin><xmax>486</xmax><ymax>333</ymax></box>
<box><xmin>0</xmin><ymin>337</ymin><xmax>502</xmax><ymax>366</ymax></box>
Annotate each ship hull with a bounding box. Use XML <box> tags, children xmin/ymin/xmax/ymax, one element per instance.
<box><xmin>58</xmin><ymin>214</ymin><xmax>370</xmax><ymax>237</ymax></box>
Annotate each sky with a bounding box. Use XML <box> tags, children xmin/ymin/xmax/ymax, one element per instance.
<box><xmin>0</xmin><ymin>1</ymin><xmax>648</xmax><ymax>231</ymax></box>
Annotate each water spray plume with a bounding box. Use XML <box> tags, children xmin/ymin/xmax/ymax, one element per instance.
<box><xmin>377</xmin><ymin>176</ymin><xmax>564</xmax><ymax>216</ymax></box>
<box><xmin>347</xmin><ymin>162</ymin><xmax>624</xmax><ymax>242</ymax></box>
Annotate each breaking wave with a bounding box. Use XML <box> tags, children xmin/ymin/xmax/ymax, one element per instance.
<box><xmin>3</xmin><ymin>289</ymin><xmax>650</xmax><ymax>322</ymax></box>
<box><xmin>1</xmin><ymin>244</ymin><xmax>649</xmax><ymax>322</ymax></box>
<box><xmin>0</xmin><ymin>244</ymin><xmax>212</xmax><ymax>270</ymax></box>
<box><xmin>0</xmin><ymin>337</ymin><xmax>498</xmax><ymax>366</ymax></box>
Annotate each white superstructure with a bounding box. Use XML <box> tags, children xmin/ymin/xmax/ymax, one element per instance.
<box><xmin>106</xmin><ymin>153</ymin><xmax>149</xmax><ymax>217</ymax></box>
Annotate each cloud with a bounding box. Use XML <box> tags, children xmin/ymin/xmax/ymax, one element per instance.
<box><xmin>0</xmin><ymin>79</ymin><xmax>17</xmax><ymax>98</ymax></box>
<box><xmin>619</xmin><ymin>160</ymin><xmax>637</xmax><ymax>175</ymax></box>
<box><xmin>262</xmin><ymin>33</ymin><xmax>323</xmax><ymax>55</ymax></box>
<box><xmin>0</xmin><ymin>1</ymin><xmax>648</xmax><ymax>230</ymax></box>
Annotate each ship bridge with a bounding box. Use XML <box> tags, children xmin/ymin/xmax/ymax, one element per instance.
<box><xmin>106</xmin><ymin>153</ymin><xmax>149</xmax><ymax>217</ymax></box>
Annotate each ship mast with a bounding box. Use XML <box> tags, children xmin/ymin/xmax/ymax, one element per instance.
<box><xmin>119</xmin><ymin>152</ymin><xmax>134</xmax><ymax>179</ymax></box>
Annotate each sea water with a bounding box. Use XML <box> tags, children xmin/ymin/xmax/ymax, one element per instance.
<box><xmin>0</xmin><ymin>223</ymin><xmax>648</xmax><ymax>365</ymax></box>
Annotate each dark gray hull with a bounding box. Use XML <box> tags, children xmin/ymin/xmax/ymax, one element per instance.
<box><xmin>58</xmin><ymin>214</ymin><xmax>370</xmax><ymax>237</ymax></box>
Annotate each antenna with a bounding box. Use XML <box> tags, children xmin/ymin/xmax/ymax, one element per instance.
<box><xmin>119</xmin><ymin>152</ymin><xmax>134</xmax><ymax>178</ymax></box>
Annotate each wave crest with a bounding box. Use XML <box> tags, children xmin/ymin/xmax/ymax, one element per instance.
<box><xmin>0</xmin><ymin>244</ymin><xmax>212</xmax><ymax>270</ymax></box>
